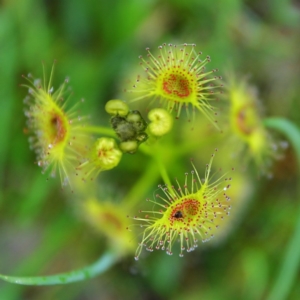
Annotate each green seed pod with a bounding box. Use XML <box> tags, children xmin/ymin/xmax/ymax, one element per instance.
<box><xmin>119</xmin><ymin>140</ymin><xmax>138</xmax><ymax>154</ymax></box>
<box><xmin>105</xmin><ymin>99</ymin><xmax>129</xmax><ymax>117</ymax></box>
<box><xmin>148</xmin><ymin>108</ymin><xmax>173</xmax><ymax>137</ymax></box>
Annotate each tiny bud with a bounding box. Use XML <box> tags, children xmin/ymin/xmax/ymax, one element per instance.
<box><xmin>148</xmin><ymin>108</ymin><xmax>173</xmax><ymax>137</ymax></box>
<box><xmin>105</xmin><ymin>99</ymin><xmax>129</xmax><ymax>117</ymax></box>
<box><xmin>126</xmin><ymin>110</ymin><xmax>147</xmax><ymax>132</ymax></box>
<box><xmin>119</xmin><ymin>140</ymin><xmax>138</xmax><ymax>154</ymax></box>
<box><xmin>88</xmin><ymin>137</ymin><xmax>122</xmax><ymax>171</ymax></box>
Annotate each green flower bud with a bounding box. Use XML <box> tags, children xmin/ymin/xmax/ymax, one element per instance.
<box><xmin>105</xmin><ymin>99</ymin><xmax>129</xmax><ymax>117</ymax></box>
<box><xmin>148</xmin><ymin>108</ymin><xmax>173</xmax><ymax>137</ymax></box>
<box><xmin>88</xmin><ymin>137</ymin><xmax>122</xmax><ymax>171</ymax></box>
<box><xmin>119</xmin><ymin>140</ymin><xmax>138</xmax><ymax>154</ymax></box>
<box><xmin>77</xmin><ymin>137</ymin><xmax>122</xmax><ymax>180</ymax></box>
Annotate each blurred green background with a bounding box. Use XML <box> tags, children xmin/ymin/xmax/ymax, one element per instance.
<box><xmin>1</xmin><ymin>0</ymin><xmax>300</xmax><ymax>299</ymax></box>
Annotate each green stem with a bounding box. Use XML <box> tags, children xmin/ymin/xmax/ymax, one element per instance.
<box><xmin>81</xmin><ymin>126</ymin><xmax>115</xmax><ymax>137</ymax></box>
<box><xmin>264</xmin><ymin>117</ymin><xmax>300</xmax><ymax>300</ymax></box>
<box><xmin>156</xmin><ymin>155</ymin><xmax>172</xmax><ymax>189</ymax></box>
<box><xmin>126</xmin><ymin>142</ymin><xmax>175</xmax><ymax>208</ymax></box>
<box><xmin>174</xmin><ymin>136</ymin><xmax>220</xmax><ymax>157</ymax></box>
<box><xmin>0</xmin><ymin>250</ymin><xmax>119</xmax><ymax>286</ymax></box>
<box><xmin>125</xmin><ymin>161</ymin><xmax>160</xmax><ymax>209</ymax></box>
<box><xmin>138</xmin><ymin>143</ymin><xmax>172</xmax><ymax>188</ymax></box>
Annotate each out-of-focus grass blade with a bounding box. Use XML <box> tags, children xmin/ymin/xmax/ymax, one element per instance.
<box><xmin>0</xmin><ymin>251</ymin><xmax>118</xmax><ymax>286</ymax></box>
<box><xmin>264</xmin><ymin>117</ymin><xmax>300</xmax><ymax>300</ymax></box>
<box><xmin>264</xmin><ymin>117</ymin><xmax>300</xmax><ymax>169</ymax></box>
<box><xmin>0</xmin><ymin>212</ymin><xmax>110</xmax><ymax>298</ymax></box>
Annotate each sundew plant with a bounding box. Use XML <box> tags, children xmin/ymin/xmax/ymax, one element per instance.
<box><xmin>1</xmin><ymin>6</ymin><xmax>300</xmax><ymax>298</ymax></box>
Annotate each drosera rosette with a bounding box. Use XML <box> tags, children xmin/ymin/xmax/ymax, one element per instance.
<box><xmin>131</xmin><ymin>149</ymin><xmax>233</xmax><ymax>260</ymax></box>
<box><xmin>81</xmin><ymin>198</ymin><xmax>136</xmax><ymax>256</ymax></box>
<box><xmin>125</xmin><ymin>43</ymin><xmax>223</xmax><ymax>128</ymax></box>
<box><xmin>222</xmin><ymin>74</ymin><xmax>284</xmax><ymax>174</ymax></box>
<box><xmin>23</xmin><ymin>63</ymin><xmax>90</xmax><ymax>188</ymax></box>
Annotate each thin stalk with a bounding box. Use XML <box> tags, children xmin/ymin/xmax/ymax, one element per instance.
<box><xmin>81</xmin><ymin>126</ymin><xmax>115</xmax><ymax>137</ymax></box>
<box><xmin>264</xmin><ymin>117</ymin><xmax>300</xmax><ymax>300</ymax></box>
<box><xmin>137</xmin><ymin>142</ymin><xmax>173</xmax><ymax>188</ymax></box>
<box><xmin>156</xmin><ymin>155</ymin><xmax>172</xmax><ymax>189</ymax></box>
<box><xmin>0</xmin><ymin>250</ymin><xmax>119</xmax><ymax>286</ymax></box>
<box><xmin>125</xmin><ymin>161</ymin><xmax>160</xmax><ymax>209</ymax></box>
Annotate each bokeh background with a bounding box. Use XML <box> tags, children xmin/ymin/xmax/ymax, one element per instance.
<box><xmin>1</xmin><ymin>0</ymin><xmax>300</xmax><ymax>299</ymax></box>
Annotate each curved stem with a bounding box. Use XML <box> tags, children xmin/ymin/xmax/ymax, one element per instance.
<box><xmin>264</xmin><ymin>117</ymin><xmax>300</xmax><ymax>300</ymax></box>
<box><xmin>155</xmin><ymin>154</ymin><xmax>172</xmax><ymax>188</ymax></box>
<box><xmin>0</xmin><ymin>250</ymin><xmax>119</xmax><ymax>286</ymax></box>
<box><xmin>81</xmin><ymin>126</ymin><xmax>115</xmax><ymax>137</ymax></box>
<box><xmin>138</xmin><ymin>143</ymin><xmax>172</xmax><ymax>187</ymax></box>
<box><xmin>126</xmin><ymin>142</ymin><xmax>175</xmax><ymax>208</ymax></box>
<box><xmin>125</xmin><ymin>161</ymin><xmax>160</xmax><ymax>209</ymax></box>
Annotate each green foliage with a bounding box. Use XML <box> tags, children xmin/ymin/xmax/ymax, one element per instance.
<box><xmin>1</xmin><ymin>0</ymin><xmax>300</xmax><ymax>299</ymax></box>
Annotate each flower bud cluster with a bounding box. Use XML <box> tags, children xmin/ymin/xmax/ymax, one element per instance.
<box><xmin>106</xmin><ymin>100</ymin><xmax>148</xmax><ymax>153</ymax></box>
